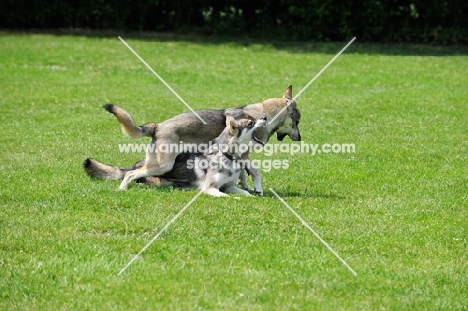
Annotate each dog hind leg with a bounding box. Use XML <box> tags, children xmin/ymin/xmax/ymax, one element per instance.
<box><xmin>119</xmin><ymin>149</ymin><xmax>177</xmax><ymax>190</ymax></box>
<box><xmin>225</xmin><ymin>185</ymin><xmax>252</xmax><ymax>196</ymax></box>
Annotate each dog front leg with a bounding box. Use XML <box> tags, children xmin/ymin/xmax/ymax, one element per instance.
<box><xmin>242</xmin><ymin>157</ymin><xmax>263</xmax><ymax>196</ymax></box>
<box><xmin>238</xmin><ymin>169</ymin><xmax>252</xmax><ymax>191</ymax></box>
<box><xmin>248</xmin><ymin>166</ymin><xmax>263</xmax><ymax>196</ymax></box>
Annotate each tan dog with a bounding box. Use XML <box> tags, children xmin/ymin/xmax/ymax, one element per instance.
<box><xmin>84</xmin><ymin>85</ymin><xmax>301</xmax><ymax>195</ymax></box>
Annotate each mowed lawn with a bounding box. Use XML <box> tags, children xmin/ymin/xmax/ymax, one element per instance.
<box><xmin>0</xmin><ymin>32</ymin><xmax>467</xmax><ymax>310</ymax></box>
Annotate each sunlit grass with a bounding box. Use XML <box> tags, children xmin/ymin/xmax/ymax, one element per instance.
<box><xmin>0</xmin><ymin>32</ymin><xmax>467</xmax><ymax>310</ymax></box>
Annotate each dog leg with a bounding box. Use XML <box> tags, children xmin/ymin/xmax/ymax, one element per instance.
<box><xmin>238</xmin><ymin>169</ymin><xmax>253</xmax><ymax>192</ymax></box>
<box><xmin>203</xmin><ymin>187</ymin><xmax>229</xmax><ymax>197</ymax></box>
<box><xmin>120</xmin><ymin>162</ymin><xmax>175</xmax><ymax>190</ymax></box>
<box><xmin>119</xmin><ymin>148</ymin><xmax>177</xmax><ymax>190</ymax></box>
<box><xmin>225</xmin><ymin>185</ymin><xmax>252</xmax><ymax>196</ymax></box>
<box><xmin>248</xmin><ymin>166</ymin><xmax>263</xmax><ymax>196</ymax></box>
<box><xmin>242</xmin><ymin>156</ymin><xmax>263</xmax><ymax>196</ymax></box>
<box><xmin>237</xmin><ymin>153</ymin><xmax>254</xmax><ymax>192</ymax></box>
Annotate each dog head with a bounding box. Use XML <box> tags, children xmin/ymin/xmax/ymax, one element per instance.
<box><xmin>225</xmin><ymin>117</ymin><xmax>267</xmax><ymax>159</ymax></box>
<box><xmin>275</xmin><ymin>85</ymin><xmax>301</xmax><ymax>141</ymax></box>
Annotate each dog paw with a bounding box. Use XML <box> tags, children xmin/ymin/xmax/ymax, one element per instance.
<box><xmin>207</xmin><ymin>191</ymin><xmax>229</xmax><ymax>197</ymax></box>
<box><xmin>254</xmin><ymin>190</ymin><xmax>263</xmax><ymax>196</ymax></box>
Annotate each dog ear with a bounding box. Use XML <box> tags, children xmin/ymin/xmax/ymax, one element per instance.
<box><xmin>283</xmin><ymin>85</ymin><xmax>293</xmax><ymax>99</ymax></box>
<box><xmin>229</xmin><ymin>120</ymin><xmax>239</xmax><ymax>135</ymax></box>
<box><xmin>225</xmin><ymin>115</ymin><xmax>235</xmax><ymax>127</ymax></box>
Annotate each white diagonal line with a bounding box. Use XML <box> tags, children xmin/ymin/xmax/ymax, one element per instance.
<box><xmin>268</xmin><ymin>37</ymin><xmax>356</xmax><ymax>125</ymax></box>
<box><xmin>118</xmin><ymin>36</ymin><xmax>207</xmax><ymax>124</ymax></box>
<box><xmin>117</xmin><ymin>189</ymin><xmax>203</xmax><ymax>276</ymax></box>
<box><xmin>293</xmin><ymin>37</ymin><xmax>356</xmax><ymax>101</ymax></box>
<box><xmin>269</xmin><ymin>188</ymin><xmax>357</xmax><ymax>276</ymax></box>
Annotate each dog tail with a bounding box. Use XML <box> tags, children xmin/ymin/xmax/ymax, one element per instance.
<box><xmin>83</xmin><ymin>158</ymin><xmax>171</xmax><ymax>186</ymax></box>
<box><xmin>83</xmin><ymin>158</ymin><xmax>133</xmax><ymax>180</ymax></box>
<box><xmin>103</xmin><ymin>104</ymin><xmax>157</xmax><ymax>138</ymax></box>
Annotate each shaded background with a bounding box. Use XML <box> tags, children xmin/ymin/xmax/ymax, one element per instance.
<box><xmin>1</xmin><ymin>0</ymin><xmax>467</xmax><ymax>43</ymax></box>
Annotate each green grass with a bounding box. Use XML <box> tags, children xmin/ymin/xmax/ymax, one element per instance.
<box><xmin>1</xmin><ymin>31</ymin><xmax>467</xmax><ymax>310</ymax></box>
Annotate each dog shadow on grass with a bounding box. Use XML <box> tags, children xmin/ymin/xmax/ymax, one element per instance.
<box><xmin>262</xmin><ymin>190</ymin><xmax>346</xmax><ymax>200</ymax></box>
<box><xmin>132</xmin><ymin>182</ymin><xmax>346</xmax><ymax>199</ymax></box>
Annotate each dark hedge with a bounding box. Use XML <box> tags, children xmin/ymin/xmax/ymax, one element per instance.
<box><xmin>1</xmin><ymin>0</ymin><xmax>466</xmax><ymax>43</ymax></box>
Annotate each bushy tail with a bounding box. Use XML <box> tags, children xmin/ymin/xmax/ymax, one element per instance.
<box><xmin>83</xmin><ymin>158</ymin><xmax>173</xmax><ymax>186</ymax></box>
<box><xmin>103</xmin><ymin>104</ymin><xmax>157</xmax><ymax>138</ymax></box>
<box><xmin>83</xmin><ymin>158</ymin><xmax>135</xmax><ymax>180</ymax></box>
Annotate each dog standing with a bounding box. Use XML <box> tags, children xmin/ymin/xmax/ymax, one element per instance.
<box><xmin>84</xmin><ymin>86</ymin><xmax>301</xmax><ymax>195</ymax></box>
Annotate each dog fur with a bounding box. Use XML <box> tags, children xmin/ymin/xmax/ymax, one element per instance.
<box><xmin>84</xmin><ymin>85</ymin><xmax>301</xmax><ymax>195</ymax></box>
<box><xmin>113</xmin><ymin>118</ymin><xmax>265</xmax><ymax>196</ymax></box>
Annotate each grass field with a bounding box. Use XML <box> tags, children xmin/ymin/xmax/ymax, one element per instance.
<box><xmin>1</xmin><ymin>32</ymin><xmax>467</xmax><ymax>310</ymax></box>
